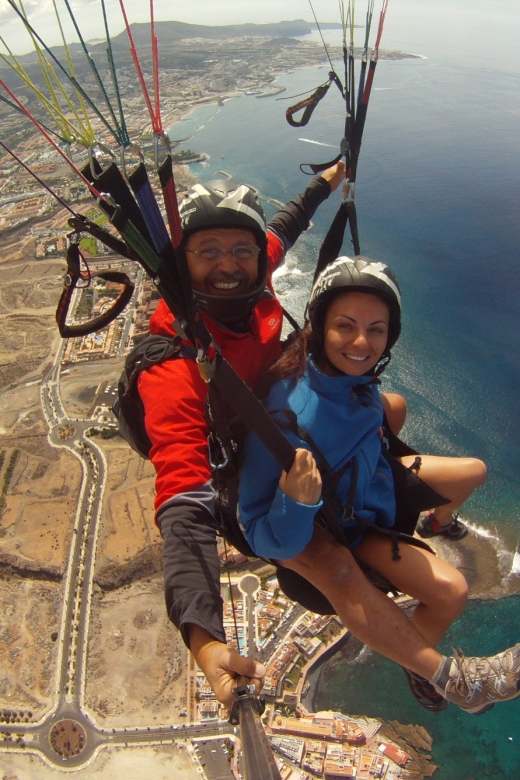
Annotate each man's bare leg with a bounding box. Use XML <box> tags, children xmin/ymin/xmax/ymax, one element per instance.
<box><xmin>279</xmin><ymin>527</ymin><xmax>444</xmax><ymax>681</ymax></box>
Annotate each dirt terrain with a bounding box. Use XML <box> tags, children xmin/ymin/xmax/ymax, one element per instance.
<box><xmin>0</xmin><ymin>229</ymin><xmax>190</xmax><ymax>738</ymax></box>
<box><xmin>85</xmin><ymin>575</ymin><xmax>188</xmax><ymax>727</ymax></box>
<box><xmin>0</xmin><ymin>230</ymin><xmax>64</xmax><ymax>391</ymax></box>
<box><xmin>0</xmin><ymin>742</ymin><xmax>200</xmax><ymax>780</ymax></box>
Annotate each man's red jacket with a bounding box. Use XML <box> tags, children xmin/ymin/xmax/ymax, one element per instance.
<box><xmin>139</xmin><ymin>232</ymin><xmax>284</xmax><ymax>512</ymax></box>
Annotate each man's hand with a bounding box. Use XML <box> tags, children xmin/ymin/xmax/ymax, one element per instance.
<box><xmin>189</xmin><ymin>625</ymin><xmax>266</xmax><ymax>708</ymax></box>
<box><xmin>321</xmin><ymin>159</ymin><xmax>346</xmax><ymax>192</ymax></box>
<box><xmin>279</xmin><ymin>447</ymin><xmax>322</xmax><ymax>505</ymax></box>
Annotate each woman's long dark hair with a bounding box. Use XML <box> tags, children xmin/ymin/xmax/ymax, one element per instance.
<box><xmin>255</xmin><ymin>288</ymin><xmax>392</xmax><ymax>400</ymax></box>
<box><xmin>255</xmin><ymin>323</ymin><xmax>323</xmax><ymax>401</ymax></box>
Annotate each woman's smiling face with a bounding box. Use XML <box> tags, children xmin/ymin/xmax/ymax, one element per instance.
<box><xmin>319</xmin><ymin>291</ymin><xmax>389</xmax><ymax>376</ymax></box>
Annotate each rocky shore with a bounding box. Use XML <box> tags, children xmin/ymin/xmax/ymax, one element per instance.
<box><xmin>298</xmin><ymin>528</ymin><xmax>520</xmax><ymax>777</ymax></box>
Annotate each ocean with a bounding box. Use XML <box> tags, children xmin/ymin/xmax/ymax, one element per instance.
<box><xmin>168</xmin><ymin>14</ymin><xmax>520</xmax><ymax>777</ymax></box>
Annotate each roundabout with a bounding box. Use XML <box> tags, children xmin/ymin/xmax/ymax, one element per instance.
<box><xmin>49</xmin><ymin>719</ymin><xmax>87</xmax><ymax>759</ymax></box>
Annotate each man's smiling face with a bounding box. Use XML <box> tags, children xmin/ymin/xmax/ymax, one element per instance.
<box><xmin>185</xmin><ymin>228</ymin><xmax>259</xmax><ymax>296</ymax></box>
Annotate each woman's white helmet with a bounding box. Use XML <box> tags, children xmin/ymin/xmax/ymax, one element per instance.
<box><xmin>308</xmin><ymin>255</ymin><xmax>402</xmax><ymax>352</ymax></box>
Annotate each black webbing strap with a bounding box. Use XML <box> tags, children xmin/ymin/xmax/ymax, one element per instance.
<box><xmin>210</xmin><ymin>355</ymin><xmax>295</xmax><ymax>474</ymax></box>
<box><xmin>286</xmin><ymin>81</ymin><xmax>332</xmax><ymax>128</ymax></box>
<box><xmin>312</xmin><ymin>198</ymin><xmax>360</xmax><ymax>285</ymax></box>
<box><xmin>301</xmin><ymin>152</ymin><xmax>343</xmax><ymax>176</ymax></box>
<box><xmin>157</xmin><ymin>154</ymin><xmax>183</xmax><ymax>248</ymax></box>
<box><xmin>67</xmin><ymin>215</ymin><xmax>136</xmax><ymax>260</ymax></box>
<box><xmin>56</xmin><ymin>242</ymin><xmax>134</xmax><ymax>338</ymax></box>
<box><xmin>81</xmin><ymin>159</ymin><xmax>154</xmax><ymax>249</ymax></box>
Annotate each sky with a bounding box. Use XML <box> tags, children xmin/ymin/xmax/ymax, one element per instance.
<box><xmin>0</xmin><ymin>0</ymin><xmax>519</xmax><ymax>71</ymax></box>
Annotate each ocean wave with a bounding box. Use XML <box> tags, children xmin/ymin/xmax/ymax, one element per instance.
<box><xmin>465</xmin><ymin>520</ymin><xmax>519</xmax><ymax>583</ymax></box>
<box><xmin>273</xmin><ymin>254</ymin><xmax>303</xmax><ymax>279</ymax></box>
<box><xmin>510</xmin><ymin>551</ymin><xmax>520</xmax><ymax>576</ymax></box>
<box><xmin>298</xmin><ymin>138</ymin><xmax>337</xmax><ymax>148</ymax></box>
<box><xmin>347</xmin><ymin>644</ymin><xmax>373</xmax><ymax>666</ymax></box>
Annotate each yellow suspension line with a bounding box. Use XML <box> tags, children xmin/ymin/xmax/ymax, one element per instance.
<box><xmin>51</xmin><ymin>0</ymin><xmax>96</xmax><ymax>145</ymax></box>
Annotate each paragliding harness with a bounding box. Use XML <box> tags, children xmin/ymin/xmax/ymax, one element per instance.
<box><xmin>111</xmin><ymin>331</ymin><xmax>269</xmax><ymax>561</ymax></box>
<box><xmin>112</xmin><ymin>330</ymin><xmax>253</xmax><ymax>550</ymax></box>
<box><xmin>112</xmin><ymin>330</ymin><xmax>443</xmax><ymax>614</ymax></box>
<box><xmin>271</xmin><ymin>404</ymin><xmax>445</xmax><ymax>614</ymax></box>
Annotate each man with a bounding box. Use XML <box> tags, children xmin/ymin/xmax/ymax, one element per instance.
<box><xmin>138</xmin><ymin>170</ymin><xmax>520</xmax><ymax>716</ymax></box>
<box><xmin>138</xmin><ymin>164</ymin><xmax>345</xmax><ymax>705</ymax></box>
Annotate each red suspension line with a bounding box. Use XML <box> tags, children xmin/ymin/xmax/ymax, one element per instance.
<box><xmin>150</xmin><ymin>0</ymin><xmax>162</xmax><ymax>132</ymax></box>
<box><xmin>374</xmin><ymin>0</ymin><xmax>390</xmax><ymax>51</ymax></box>
<box><xmin>118</xmin><ymin>0</ymin><xmax>162</xmax><ymax>134</ymax></box>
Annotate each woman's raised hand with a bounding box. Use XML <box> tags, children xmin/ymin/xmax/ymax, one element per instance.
<box><xmin>279</xmin><ymin>448</ymin><xmax>322</xmax><ymax>505</ymax></box>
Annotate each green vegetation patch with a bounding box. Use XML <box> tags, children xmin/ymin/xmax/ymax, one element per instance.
<box><xmin>79</xmin><ymin>236</ymin><xmax>98</xmax><ymax>256</ymax></box>
<box><xmin>0</xmin><ymin>449</ymin><xmax>20</xmax><ymax>517</ymax></box>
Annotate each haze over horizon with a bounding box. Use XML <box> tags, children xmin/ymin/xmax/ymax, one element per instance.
<box><xmin>0</xmin><ymin>0</ymin><xmax>518</xmax><ymax>72</ymax></box>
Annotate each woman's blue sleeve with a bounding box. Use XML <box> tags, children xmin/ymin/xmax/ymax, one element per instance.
<box><xmin>239</xmin><ymin>430</ymin><xmax>322</xmax><ymax>560</ymax></box>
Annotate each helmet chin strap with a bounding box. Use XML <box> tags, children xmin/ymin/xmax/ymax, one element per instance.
<box><xmin>373</xmin><ymin>352</ymin><xmax>391</xmax><ymax>377</ymax></box>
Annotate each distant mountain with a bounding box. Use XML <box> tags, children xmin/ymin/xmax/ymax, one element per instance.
<box><xmin>0</xmin><ymin>19</ymin><xmax>342</xmax><ymax>68</ymax></box>
<box><xmin>106</xmin><ymin>19</ymin><xmax>340</xmax><ymax>46</ymax></box>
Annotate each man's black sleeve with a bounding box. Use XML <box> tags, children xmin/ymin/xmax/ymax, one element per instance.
<box><xmin>159</xmin><ymin>502</ymin><xmax>227</xmax><ymax>648</ymax></box>
<box><xmin>267</xmin><ymin>175</ymin><xmax>332</xmax><ymax>252</ymax></box>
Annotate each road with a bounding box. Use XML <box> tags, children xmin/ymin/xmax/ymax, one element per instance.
<box><xmin>0</xmin><ymin>276</ymin><xmax>228</xmax><ymax>767</ymax></box>
<box><xmin>0</xmin><ymin>279</ymin><xmax>307</xmax><ymax>771</ymax></box>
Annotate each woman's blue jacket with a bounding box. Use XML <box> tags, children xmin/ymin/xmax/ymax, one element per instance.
<box><xmin>239</xmin><ymin>358</ymin><xmax>396</xmax><ymax>560</ymax></box>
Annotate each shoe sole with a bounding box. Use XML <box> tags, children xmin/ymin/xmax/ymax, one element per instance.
<box><xmin>462</xmin><ymin>687</ymin><xmax>520</xmax><ymax>715</ymax></box>
<box><xmin>416</xmin><ymin>528</ymin><xmax>468</xmax><ymax>541</ymax></box>
<box><xmin>402</xmin><ymin>668</ymin><xmax>449</xmax><ymax>712</ymax></box>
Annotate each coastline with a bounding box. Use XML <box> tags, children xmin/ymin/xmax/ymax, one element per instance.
<box><xmin>301</xmin><ymin>530</ymin><xmax>520</xmax><ymax>708</ymax></box>
<box><xmin>163</xmin><ymin>47</ymin><xmax>424</xmax><ymax>144</ymax></box>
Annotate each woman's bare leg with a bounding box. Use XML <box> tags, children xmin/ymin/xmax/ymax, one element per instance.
<box><xmin>400</xmin><ymin>453</ymin><xmax>487</xmax><ymax>527</ymax></box>
<box><xmin>279</xmin><ymin>527</ymin><xmax>444</xmax><ymax>680</ymax></box>
<box><xmin>355</xmin><ymin>534</ymin><xmax>468</xmax><ymax>646</ymax></box>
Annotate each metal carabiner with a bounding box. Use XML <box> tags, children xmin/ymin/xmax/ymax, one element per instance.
<box><xmin>153</xmin><ymin>131</ymin><xmax>171</xmax><ymax>169</ymax></box>
<box><xmin>88</xmin><ymin>142</ymin><xmax>116</xmax><ymax>179</ymax></box>
<box><xmin>208</xmin><ymin>434</ymin><xmax>229</xmax><ymax>472</ymax></box>
<box><xmin>120</xmin><ymin>142</ymin><xmax>144</xmax><ymax>181</ymax></box>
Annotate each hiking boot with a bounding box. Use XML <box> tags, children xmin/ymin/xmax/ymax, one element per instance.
<box><xmin>416</xmin><ymin>511</ymin><xmax>468</xmax><ymax>541</ymax></box>
<box><xmin>401</xmin><ymin>667</ymin><xmax>449</xmax><ymax>712</ymax></box>
<box><xmin>432</xmin><ymin>644</ymin><xmax>520</xmax><ymax>715</ymax></box>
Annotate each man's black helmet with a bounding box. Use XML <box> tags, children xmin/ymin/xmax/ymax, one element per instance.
<box><xmin>179</xmin><ymin>180</ymin><xmax>268</xmax><ymax>322</ymax></box>
<box><xmin>308</xmin><ymin>255</ymin><xmax>402</xmax><ymax>353</ymax></box>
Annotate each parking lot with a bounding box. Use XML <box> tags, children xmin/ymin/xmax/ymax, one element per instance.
<box><xmin>192</xmin><ymin>738</ymin><xmax>235</xmax><ymax>780</ymax></box>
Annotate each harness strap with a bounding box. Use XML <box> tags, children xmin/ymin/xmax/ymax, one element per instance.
<box><xmin>81</xmin><ymin>159</ymin><xmax>154</xmax><ymax>249</ymax></box>
<box><xmin>56</xmin><ymin>243</ymin><xmax>134</xmax><ymax>338</ymax></box>
<box><xmin>67</xmin><ymin>215</ymin><xmax>135</xmax><ymax>260</ymax></box>
<box><xmin>313</xmin><ymin>199</ymin><xmax>360</xmax><ymax>285</ymax></box>
<box><xmin>128</xmin><ymin>161</ymin><xmax>172</xmax><ymax>254</ymax></box>
<box><xmin>157</xmin><ymin>154</ymin><xmax>183</xmax><ymax>248</ymax></box>
<box><xmin>286</xmin><ymin>81</ymin><xmax>332</xmax><ymax>128</ymax></box>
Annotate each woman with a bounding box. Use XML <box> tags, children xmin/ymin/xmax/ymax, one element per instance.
<box><xmin>240</xmin><ymin>254</ymin><xmax>486</xmax><ymax>561</ymax></box>
<box><xmin>238</xmin><ymin>256</ymin><xmax>520</xmax><ymax>715</ymax></box>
